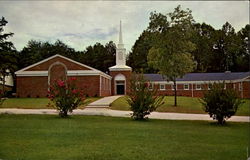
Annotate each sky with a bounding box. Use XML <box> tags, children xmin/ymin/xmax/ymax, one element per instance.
<box><xmin>1</xmin><ymin>1</ymin><xmax>249</xmax><ymax>52</ymax></box>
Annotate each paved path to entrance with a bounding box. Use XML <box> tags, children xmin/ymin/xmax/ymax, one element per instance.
<box><xmin>0</xmin><ymin>108</ymin><xmax>249</xmax><ymax>122</ymax></box>
<box><xmin>85</xmin><ymin>95</ymin><xmax>122</xmax><ymax>108</ymax></box>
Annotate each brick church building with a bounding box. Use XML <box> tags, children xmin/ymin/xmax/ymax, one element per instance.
<box><xmin>15</xmin><ymin>22</ymin><xmax>250</xmax><ymax>98</ymax></box>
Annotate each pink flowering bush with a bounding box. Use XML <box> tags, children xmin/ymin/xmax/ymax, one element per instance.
<box><xmin>126</xmin><ymin>73</ymin><xmax>164</xmax><ymax>120</ymax></box>
<box><xmin>47</xmin><ymin>77</ymin><xmax>85</xmax><ymax>117</ymax></box>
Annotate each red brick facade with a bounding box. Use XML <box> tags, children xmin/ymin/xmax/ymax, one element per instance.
<box><xmin>15</xmin><ymin>55</ymin><xmax>112</xmax><ymax>98</ymax></box>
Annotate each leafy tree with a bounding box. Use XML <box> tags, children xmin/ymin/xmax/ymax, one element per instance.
<box><xmin>200</xmin><ymin>83</ymin><xmax>243</xmax><ymax>125</ymax></box>
<box><xmin>191</xmin><ymin>23</ymin><xmax>215</xmax><ymax>72</ymax></box>
<box><xmin>236</xmin><ymin>24</ymin><xmax>250</xmax><ymax>71</ymax></box>
<box><xmin>127</xmin><ymin>31</ymin><xmax>157</xmax><ymax>73</ymax></box>
<box><xmin>18</xmin><ymin>40</ymin><xmax>77</xmax><ymax>69</ymax></box>
<box><xmin>80</xmin><ymin>41</ymin><xmax>116</xmax><ymax>73</ymax></box>
<box><xmin>210</xmin><ymin>22</ymin><xmax>243</xmax><ymax>72</ymax></box>
<box><xmin>0</xmin><ymin>17</ymin><xmax>17</xmax><ymax>94</ymax></box>
<box><xmin>147</xmin><ymin>5</ymin><xmax>196</xmax><ymax>106</ymax></box>
<box><xmin>126</xmin><ymin>73</ymin><xmax>164</xmax><ymax>120</ymax></box>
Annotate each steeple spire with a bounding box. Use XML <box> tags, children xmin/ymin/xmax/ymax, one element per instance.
<box><xmin>118</xmin><ymin>20</ymin><xmax>124</xmax><ymax>48</ymax></box>
<box><xmin>119</xmin><ymin>20</ymin><xmax>123</xmax><ymax>44</ymax></box>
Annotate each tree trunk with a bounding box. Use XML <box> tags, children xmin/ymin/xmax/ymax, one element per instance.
<box><xmin>174</xmin><ymin>79</ymin><xmax>177</xmax><ymax>106</ymax></box>
<box><xmin>2</xmin><ymin>74</ymin><xmax>5</xmax><ymax>96</ymax></box>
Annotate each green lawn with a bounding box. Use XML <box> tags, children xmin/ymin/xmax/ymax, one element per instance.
<box><xmin>0</xmin><ymin>114</ymin><xmax>248</xmax><ymax>160</ymax></box>
<box><xmin>0</xmin><ymin>97</ymin><xmax>101</xmax><ymax>109</ymax></box>
<box><xmin>110</xmin><ymin>96</ymin><xmax>250</xmax><ymax>116</ymax></box>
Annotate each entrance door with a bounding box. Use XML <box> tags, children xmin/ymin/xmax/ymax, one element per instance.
<box><xmin>116</xmin><ymin>81</ymin><xmax>125</xmax><ymax>95</ymax></box>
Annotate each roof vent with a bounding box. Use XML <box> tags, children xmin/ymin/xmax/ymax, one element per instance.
<box><xmin>225</xmin><ymin>71</ymin><xmax>231</xmax><ymax>73</ymax></box>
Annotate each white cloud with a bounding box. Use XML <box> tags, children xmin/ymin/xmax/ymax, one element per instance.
<box><xmin>1</xmin><ymin>1</ymin><xmax>249</xmax><ymax>52</ymax></box>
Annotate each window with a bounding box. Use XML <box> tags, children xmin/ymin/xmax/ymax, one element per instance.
<box><xmin>208</xmin><ymin>84</ymin><xmax>212</xmax><ymax>90</ymax></box>
<box><xmin>239</xmin><ymin>83</ymin><xmax>242</xmax><ymax>91</ymax></box>
<box><xmin>196</xmin><ymin>84</ymin><xmax>201</xmax><ymax>90</ymax></box>
<box><xmin>224</xmin><ymin>84</ymin><xmax>226</xmax><ymax>90</ymax></box>
<box><xmin>149</xmin><ymin>83</ymin><xmax>154</xmax><ymax>90</ymax></box>
<box><xmin>233</xmin><ymin>83</ymin><xmax>236</xmax><ymax>89</ymax></box>
<box><xmin>184</xmin><ymin>84</ymin><xmax>189</xmax><ymax>90</ymax></box>
<box><xmin>160</xmin><ymin>84</ymin><xmax>166</xmax><ymax>90</ymax></box>
<box><xmin>171</xmin><ymin>84</ymin><xmax>178</xmax><ymax>90</ymax></box>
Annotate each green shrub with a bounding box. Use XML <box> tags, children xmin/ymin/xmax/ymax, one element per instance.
<box><xmin>126</xmin><ymin>73</ymin><xmax>164</xmax><ymax>120</ymax></box>
<box><xmin>200</xmin><ymin>82</ymin><xmax>244</xmax><ymax>125</ymax></box>
<box><xmin>47</xmin><ymin>77</ymin><xmax>85</xmax><ymax>117</ymax></box>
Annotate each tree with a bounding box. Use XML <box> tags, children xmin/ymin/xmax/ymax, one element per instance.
<box><xmin>200</xmin><ymin>83</ymin><xmax>243</xmax><ymax>125</ymax></box>
<box><xmin>80</xmin><ymin>41</ymin><xmax>116</xmax><ymax>73</ymax></box>
<box><xmin>18</xmin><ymin>40</ymin><xmax>77</xmax><ymax>69</ymax></box>
<box><xmin>127</xmin><ymin>31</ymin><xmax>158</xmax><ymax>73</ymax></box>
<box><xmin>126</xmin><ymin>73</ymin><xmax>164</xmax><ymax>120</ymax></box>
<box><xmin>147</xmin><ymin>5</ymin><xmax>196</xmax><ymax>106</ymax></box>
<box><xmin>235</xmin><ymin>24</ymin><xmax>250</xmax><ymax>71</ymax></box>
<box><xmin>191</xmin><ymin>23</ymin><xmax>215</xmax><ymax>72</ymax></box>
<box><xmin>0</xmin><ymin>17</ymin><xmax>17</xmax><ymax>95</ymax></box>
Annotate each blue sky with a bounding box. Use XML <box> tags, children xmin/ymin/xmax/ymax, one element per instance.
<box><xmin>1</xmin><ymin>1</ymin><xmax>249</xmax><ymax>52</ymax></box>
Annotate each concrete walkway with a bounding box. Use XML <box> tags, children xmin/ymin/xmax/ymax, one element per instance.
<box><xmin>0</xmin><ymin>108</ymin><xmax>249</xmax><ymax>122</ymax></box>
<box><xmin>85</xmin><ymin>95</ymin><xmax>122</xmax><ymax>108</ymax></box>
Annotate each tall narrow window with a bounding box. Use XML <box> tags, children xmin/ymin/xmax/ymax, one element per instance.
<box><xmin>184</xmin><ymin>84</ymin><xmax>189</xmax><ymax>90</ymax></box>
<box><xmin>196</xmin><ymin>84</ymin><xmax>201</xmax><ymax>90</ymax></box>
<box><xmin>149</xmin><ymin>83</ymin><xmax>154</xmax><ymax>90</ymax></box>
<box><xmin>239</xmin><ymin>83</ymin><xmax>242</xmax><ymax>91</ymax></box>
<box><xmin>160</xmin><ymin>84</ymin><xmax>166</xmax><ymax>90</ymax></box>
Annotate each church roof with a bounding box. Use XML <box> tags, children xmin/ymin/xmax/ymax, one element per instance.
<box><xmin>144</xmin><ymin>72</ymin><xmax>250</xmax><ymax>82</ymax></box>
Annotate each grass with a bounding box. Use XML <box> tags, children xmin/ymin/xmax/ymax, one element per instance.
<box><xmin>110</xmin><ymin>96</ymin><xmax>250</xmax><ymax>116</ymax></box>
<box><xmin>0</xmin><ymin>114</ymin><xmax>248</xmax><ymax>160</ymax></box>
<box><xmin>0</xmin><ymin>97</ymin><xmax>101</xmax><ymax>109</ymax></box>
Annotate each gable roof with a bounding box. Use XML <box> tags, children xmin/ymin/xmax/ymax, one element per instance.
<box><xmin>15</xmin><ymin>54</ymin><xmax>112</xmax><ymax>79</ymax></box>
<box><xmin>144</xmin><ymin>72</ymin><xmax>250</xmax><ymax>82</ymax></box>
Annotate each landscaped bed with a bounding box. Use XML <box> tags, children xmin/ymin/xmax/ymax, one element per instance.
<box><xmin>0</xmin><ymin>97</ymin><xmax>101</xmax><ymax>109</ymax></box>
<box><xmin>0</xmin><ymin>114</ymin><xmax>248</xmax><ymax>160</ymax></box>
<box><xmin>110</xmin><ymin>96</ymin><xmax>250</xmax><ymax>116</ymax></box>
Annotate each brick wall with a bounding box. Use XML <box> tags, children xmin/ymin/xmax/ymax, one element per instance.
<box><xmin>100</xmin><ymin>76</ymin><xmax>111</xmax><ymax>97</ymax></box>
<box><xmin>16</xmin><ymin>76</ymin><xmax>48</xmax><ymax>97</ymax></box>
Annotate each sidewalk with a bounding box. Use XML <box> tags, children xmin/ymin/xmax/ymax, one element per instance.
<box><xmin>0</xmin><ymin>108</ymin><xmax>249</xmax><ymax>122</ymax></box>
<box><xmin>85</xmin><ymin>95</ymin><xmax>122</xmax><ymax>108</ymax></box>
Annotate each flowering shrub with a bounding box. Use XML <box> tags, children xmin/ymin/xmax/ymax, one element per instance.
<box><xmin>47</xmin><ymin>77</ymin><xmax>85</xmax><ymax>117</ymax></box>
<box><xmin>126</xmin><ymin>73</ymin><xmax>164</xmax><ymax>120</ymax></box>
<box><xmin>200</xmin><ymin>82</ymin><xmax>244</xmax><ymax>125</ymax></box>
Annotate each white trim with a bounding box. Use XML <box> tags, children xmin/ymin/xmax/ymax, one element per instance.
<box><xmin>184</xmin><ymin>84</ymin><xmax>189</xmax><ymax>90</ymax></box>
<box><xmin>48</xmin><ymin>61</ymin><xmax>68</xmax><ymax>87</ymax></box>
<box><xmin>15</xmin><ymin>54</ymin><xmax>111</xmax><ymax>79</ymax></box>
<box><xmin>149</xmin><ymin>79</ymin><xmax>248</xmax><ymax>84</ymax></box>
<box><xmin>191</xmin><ymin>83</ymin><xmax>194</xmax><ymax>97</ymax></box>
<box><xmin>15</xmin><ymin>70</ymin><xmax>112</xmax><ymax>79</ymax></box>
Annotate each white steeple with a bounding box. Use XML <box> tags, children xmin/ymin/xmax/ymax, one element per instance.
<box><xmin>118</xmin><ymin>20</ymin><xmax>124</xmax><ymax>49</ymax></box>
<box><xmin>109</xmin><ymin>21</ymin><xmax>131</xmax><ymax>71</ymax></box>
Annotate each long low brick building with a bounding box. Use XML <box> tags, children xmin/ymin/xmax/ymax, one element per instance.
<box><xmin>144</xmin><ymin>72</ymin><xmax>250</xmax><ymax>98</ymax></box>
<box><xmin>15</xmin><ymin>21</ymin><xmax>250</xmax><ymax>98</ymax></box>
